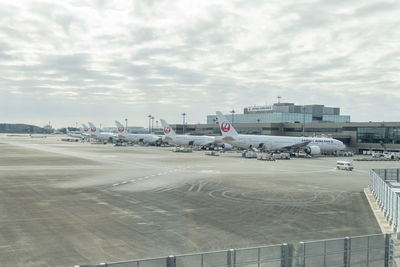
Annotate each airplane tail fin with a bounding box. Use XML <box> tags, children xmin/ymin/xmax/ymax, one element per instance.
<box><xmin>82</xmin><ymin>123</ymin><xmax>89</xmax><ymax>134</ymax></box>
<box><xmin>160</xmin><ymin>119</ymin><xmax>176</xmax><ymax>136</ymax></box>
<box><xmin>216</xmin><ymin>111</ymin><xmax>238</xmax><ymax>137</ymax></box>
<box><xmin>88</xmin><ymin>122</ymin><xmax>98</xmax><ymax>134</ymax></box>
<box><xmin>115</xmin><ymin>120</ymin><xmax>126</xmax><ymax>134</ymax></box>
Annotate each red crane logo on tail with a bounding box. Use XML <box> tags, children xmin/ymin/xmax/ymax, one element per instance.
<box><xmin>91</xmin><ymin>127</ymin><xmax>96</xmax><ymax>132</ymax></box>
<box><xmin>164</xmin><ymin>127</ymin><xmax>171</xmax><ymax>134</ymax></box>
<box><xmin>118</xmin><ymin>127</ymin><xmax>124</xmax><ymax>133</ymax></box>
<box><xmin>221</xmin><ymin>122</ymin><xmax>231</xmax><ymax>132</ymax></box>
<box><xmin>84</xmin><ymin>128</ymin><xmax>88</xmax><ymax>132</ymax></box>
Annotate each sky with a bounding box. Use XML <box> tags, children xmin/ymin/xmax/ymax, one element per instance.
<box><xmin>0</xmin><ymin>0</ymin><xmax>399</xmax><ymax>128</ymax></box>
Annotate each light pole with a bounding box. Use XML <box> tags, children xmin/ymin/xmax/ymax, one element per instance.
<box><xmin>75</xmin><ymin>122</ymin><xmax>78</xmax><ymax>129</ymax></box>
<box><xmin>125</xmin><ymin>118</ymin><xmax>128</xmax><ymax>132</ymax></box>
<box><xmin>230</xmin><ymin>110</ymin><xmax>235</xmax><ymax>124</ymax></box>
<box><xmin>302</xmin><ymin>106</ymin><xmax>306</xmax><ymax>137</ymax></box>
<box><xmin>151</xmin><ymin>116</ymin><xmax>155</xmax><ymax>131</ymax></box>
<box><xmin>181</xmin><ymin>112</ymin><xmax>186</xmax><ymax>134</ymax></box>
<box><xmin>148</xmin><ymin>115</ymin><xmax>152</xmax><ymax>133</ymax></box>
<box><xmin>156</xmin><ymin>120</ymin><xmax>159</xmax><ymax>129</ymax></box>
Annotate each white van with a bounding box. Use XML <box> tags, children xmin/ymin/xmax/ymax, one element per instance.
<box><xmin>336</xmin><ymin>161</ymin><xmax>354</xmax><ymax>171</ymax></box>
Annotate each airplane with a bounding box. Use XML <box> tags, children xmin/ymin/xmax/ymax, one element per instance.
<box><xmin>115</xmin><ymin>120</ymin><xmax>161</xmax><ymax>145</ymax></box>
<box><xmin>215</xmin><ymin>111</ymin><xmax>345</xmax><ymax>155</ymax></box>
<box><xmin>160</xmin><ymin>119</ymin><xmax>218</xmax><ymax>148</ymax></box>
<box><xmin>29</xmin><ymin>134</ymin><xmax>47</xmax><ymax>138</ymax></box>
<box><xmin>66</xmin><ymin>124</ymin><xmax>90</xmax><ymax>139</ymax></box>
<box><xmin>88</xmin><ymin>122</ymin><xmax>117</xmax><ymax>143</ymax></box>
<box><xmin>66</xmin><ymin>129</ymin><xmax>83</xmax><ymax>138</ymax></box>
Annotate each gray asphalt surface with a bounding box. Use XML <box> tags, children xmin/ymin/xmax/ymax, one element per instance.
<box><xmin>0</xmin><ymin>135</ymin><xmax>395</xmax><ymax>266</ymax></box>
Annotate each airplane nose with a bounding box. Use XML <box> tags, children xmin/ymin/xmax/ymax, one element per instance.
<box><xmin>340</xmin><ymin>142</ymin><xmax>346</xmax><ymax>150</ymax></box>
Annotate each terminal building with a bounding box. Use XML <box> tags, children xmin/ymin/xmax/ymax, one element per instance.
<box><xmin>171</xmin><ymin>103</ymin><xmax>400</xmax><ymax>152</ymax></box>
<box><xmin>173</xmin><ymin>121</ymin><xmax>400</xmax><ymax>152</ymax></box>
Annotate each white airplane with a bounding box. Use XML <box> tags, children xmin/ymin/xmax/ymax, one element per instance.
<box><xmin>115</xmin><ymin>121</ymin><xmax>160</xmax><ymax>144</ymax></box>
<box><xmin>66</xmin><ymin>129</ymin><xmax>83</xmax><ymax>138</ymax></box>
<box><xmin>160</xmin><ymin>119</ymin><xmax>216</xmax><ymax>147</ymax></box>
<box><xmin>67</xmin><ymin>124</ymin><xmax>90</xmax><ymax>139</ymax></box>
<box><xmin>88</xmin><ymin>122</ymin><xmax>117</xmax><ymax>143</ymax></box>
<box><xmin>216</xmin><ymin>111</ymin><xmax>345</xmax><ymax>155</ymax></box>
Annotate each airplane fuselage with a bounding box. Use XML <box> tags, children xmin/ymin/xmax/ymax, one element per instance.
<box><xmin>165</xmin><ymin>135</ymin><xmax>215</xmax><ymax>146</ymax></box>
<box><xmin>119</xmin><ymin>133</ymin><xmax>160</xmax><ymax>144</ymax></box>
<box><xmin>91</xmin><ymin>132</ymin><xmax>115</xmax><ymax>141</ymax></box>
<box><xmin>229</xmin><ymin>135</ymin><xmax>345</xmax><ymax>152</ymax></box>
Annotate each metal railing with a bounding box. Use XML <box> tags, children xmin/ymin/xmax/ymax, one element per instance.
<box><xmin>370</xmin><ymin>168</ymin><xmax>400</xmax><ymax>230</ymax></box>
<box><xmin>75</xmin><ymin>233</ymin><xmax>395</xmax><ymax>267</ymax></box>
<box><xmin>75</xmin><ymin>168</ymin><xmax>400</xmax><ymax>267</ymax></box>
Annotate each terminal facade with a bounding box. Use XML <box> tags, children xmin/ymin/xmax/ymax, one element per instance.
<box><xmin>173</xmin><ymin>102</ymin><xmax>400</xmax><ymax>152</ymax></box>
<box><xmin>172</xmin><ymin>121</ymin><xmax>400</xmax><ymax>152</ymax></box>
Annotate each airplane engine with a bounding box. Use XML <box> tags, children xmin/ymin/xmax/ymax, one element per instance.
<box><xmin>304</xmin><ymin>145</ymin><xmax>321</xmax><ymax>155</ymax></box>
<box><xmin>188</xmin><ymin>140</ymin><xmax>195</xmax><ymax>146</ymax></box>
<box><xmin>221</xmin><ymin>143</ymin><xmax>233</xmax><ymax>150</ymax></box>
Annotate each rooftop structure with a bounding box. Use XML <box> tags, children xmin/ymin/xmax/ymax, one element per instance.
<box><xmin>207</xmin><ymin>103</ymin><xmax>350</xmax><ymax>124</ymax></box>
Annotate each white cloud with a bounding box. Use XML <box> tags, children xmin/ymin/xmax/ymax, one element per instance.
<box><xmin>0</xmin><ymin>0</ymin><xmax>399</xmax><ymax>127</ymax></box>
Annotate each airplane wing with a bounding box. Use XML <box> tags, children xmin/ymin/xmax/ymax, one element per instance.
<box><xmin>164</xmin><ymin>136</ymin><xmax>174</xmax><ymax>142</ymax></box>
<box><xmin>221</xmin><ymin>136</ymin><xmax>236</xmax><ymax>142</ymax></box>
<box><xmin>280</xmin><ymin>141</ymin><xmax>311</xmax><ymax>150</ymax></box>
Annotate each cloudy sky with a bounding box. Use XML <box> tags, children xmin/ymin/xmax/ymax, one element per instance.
<box><xmin>0</xmin><ymin>0</ymin><xmax>399</xmax><ymax>128</ymax></box>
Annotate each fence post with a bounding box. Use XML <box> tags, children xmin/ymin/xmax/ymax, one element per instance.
<box><xmin>384</xmin><ymin>234</ymin><xmax>394</xmax><ymax>267</ymax></box>
<box><xmin>227</xmin><ymin>249</ymin><xmax>235</xmax><ymax>267</ymax></box>
<box><xmin>167</xmin><ymin>255</ymin><xmax>176</xmax><ymax>267</ymax></box>
<box><xmin>281</xmin><ymin>243</ymin><xmax>292</xmax><ymax>267</ymax></box>
<box><xmin>397</xmin><ymin>169</ymin><xmax>399</xmax><ymax>182</ymax></box>
<box><xmin>397</xmin><ymin>195</ymin><xmax>400</xmax><ymax>232</ymax></box>
<box><xmin>343</xmin><ymin>237</ymin><xmax>351</xmax><ymax>267</ymax></box>
<box><xmin>292</xmin><ymin>242</ymin><xmax>305</xmax><ymax>267</ymax></box>
<box><xmin>385</xmin><ymin>169</ymin><xmax>387</xmax><ymax>180</ymax></box>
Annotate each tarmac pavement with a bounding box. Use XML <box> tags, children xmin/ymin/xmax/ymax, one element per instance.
<box><xmin>0</xmin><ymin>134</ymin><xmax>396</xmax><ymax>266</ymax></box>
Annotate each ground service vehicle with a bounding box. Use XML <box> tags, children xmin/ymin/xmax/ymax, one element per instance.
<box><xmin>336</xmin><ymin>161</ymin><xmax>354</xmax><ymax>171</ymax></box>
